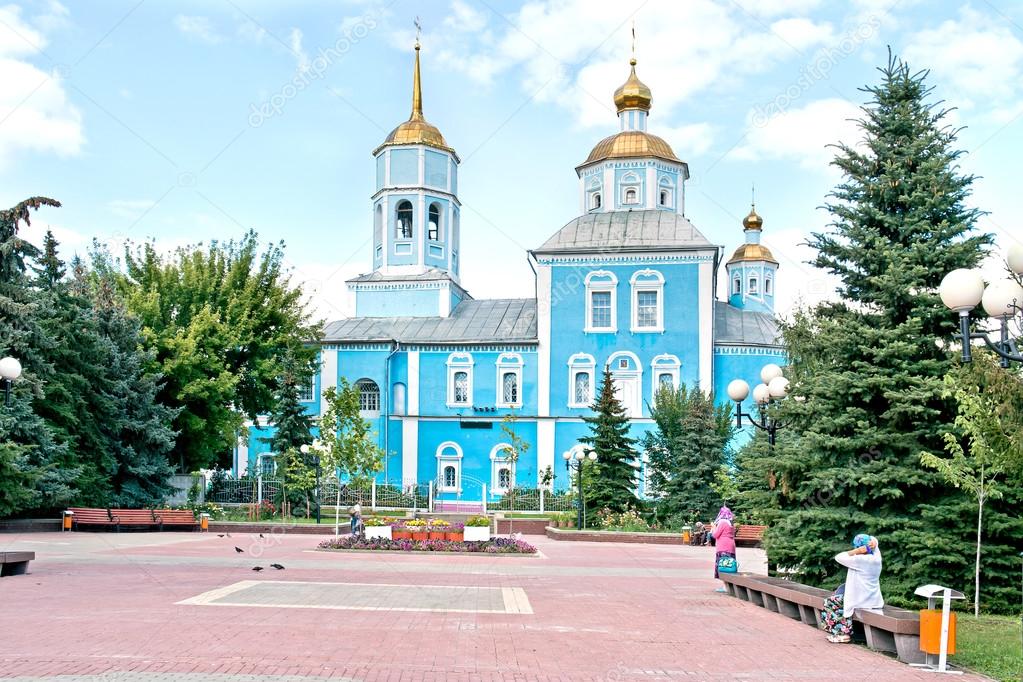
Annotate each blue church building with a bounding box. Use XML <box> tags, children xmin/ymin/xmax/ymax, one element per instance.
<box><xmin>234</xmin><ymin>41</ymin><xmax>785</xmax><ymax>501</ymax></box>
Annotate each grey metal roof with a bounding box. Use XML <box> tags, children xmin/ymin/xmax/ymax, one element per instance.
<box><xmin>714</xmin><ymin>301</ymin><xmax>782</xmax><ymax>347</ymax></box>
<box><xmin>532</xmin><ymin>209</ymin><xmax>714</xmax><ymax>255</ymax></box>
<box><xmin>323</xmin><ymin>298</ymin><xmax>537</xmax><ymax>344</ymax></box>
<box><xmin>347</xmin><ymin>269</ymin><xmax>465</xmax><ymax>285</ymax></box>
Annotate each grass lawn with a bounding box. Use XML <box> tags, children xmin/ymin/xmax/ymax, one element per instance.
<box><xmin>955</xmin><ymin>614</ymin><xmax>1021</xmax><ymax>681</ymax></box>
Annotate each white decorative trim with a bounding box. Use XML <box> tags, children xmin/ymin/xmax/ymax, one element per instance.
<box><xmin>446</xmin><ymin>352</ymin><xmax>473</xmax><ymax>407</ymax></box>
<box><xmin>495</xmin><ymin>352</ymin><xmax>523</xmax><ymax>408</ymax></box>
<box><xmin>536</xmin><ymin>420</ymin><xmax>554</xmax><ymax>488</ymax></box>
<box><xmin>402</xmin><ymin>418</ymin><xmax>418</xmax><ymax>481</ymax></box>
<box><xmin>407</xmin><ymin>351</ymin><xmax>420</xmax><ymax>416</ymax></box>
<box><xmin>606</xmin><ymin>350</ymin><xmax>642</xmax><ymax>417</ymax></box>
<box><xmin>650</xmin><ymin>353</ymin><xmax>681</xmax><ymax>402</ymax></box>
<box><xmin>629</xmin><ymin>269</ymin><xmax>665</xmax><ymax>333</ymax></box>
<box><xmin>566</xmin><ymin>352</ymin><xmax>596</xmax><ymax>408</ymax></box>
<box><xmin>436</xmin><ymin>441</ymin><xmax>463</xmax><ymax>493</ymax></box>
<box><xmin>536</xmin><ymin>261</ymin><xmax>551</xmax><ymax>417</ymax></box>
<box><xmin>698</xmin><ymin>259</ymin><xmax>713</xmax><ymax>394</ymax></box>
<box><xmin>319</xmin><ymin>349</ymin><xmax>338</xmax><ymax>416</ymax></box>
<box><xmin>489</xmin><ymin>443</ymin><xmax>516</xmax><ymax>495</ymax></box>
<box><xmin>584</xmin><ymin>270</ymin><xmax>618</xmax><ymax>333</ymax></box>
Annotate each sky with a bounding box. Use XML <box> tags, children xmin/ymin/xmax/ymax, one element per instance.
<box><xmin>2</xmin><ymin>0</ymin><xmax>1022</xmax><ymax>323</ymax></box>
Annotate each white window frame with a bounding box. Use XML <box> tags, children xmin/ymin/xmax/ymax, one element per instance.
<box><xmin>566</xmin><ymin>352</ymin><xmax>596</xmax><ymax>408</ymax></box>
<box><xmin>298</xmin><ymin>375</ymin><xmax>316</xmax><ymax>402</ymax></box>
<box><xmin>732</xmin><ymin>275</ymin><xmax>741</xmax><ymax>295</ymax></box>
<box><xmin>356</xmin><ymin>378</ymin><xmax>381</xmax><ymax>416</ymax></box>
<box><xmin>650</xmin><ymin>354</ymin><xmax>681</xmax><ymax>403</ymax></box>
<box><xmin>489</xmin><ymin>443</ymin><xmax>516</xmax><ymax>495</ymax></box>
<box><xmin>749</xmin><ymin>275</ymin><xmax>759</xmax><ymax>295</ymax></box>
<box><xmin>620</xmin><ymin>171</ymin><xmax>641</xmax><ymax>207</ymax></box>
<box><xmin>584</xmin><ymin>270</ymin><xmax>618</xmax><ymax>333</ymax></box>
<box><xmin>436</xmin><ymin>441</ymin><xmax>463</xmax><ymax>493</ymax></box>
<box><xmin>630</xmin><ymin>269</ymin><xmax>665</xmax><ymax>333</ymax></box>
<box><xmin>427</xmin><ymin>202</ymin><xmax>442</xmax><ymax>242</ymax></box>
<box><xmin>495</xmin><ymin>352</ymin><xmax>523</xmax><ymax>408</ymax></box>
<box><xmin>587</xmin><ymin>177</ymin><xmax>602</xmax><ymax>211</ymax></box>
<box><xmin>607</xmin><ymin>350</ymin><xmax>643</xmax><ymax>418</ymax></box>
<box><xmin>764</xmin><ymin>274</ymin><xmax>773</xmax><ymax>295</ymax></box>
<box><xmin>658</xmin><ymin>177</ymin><xmax>673</xmax><ymax>208</ymax></box>
<box><xmin>446</xmin><ymin>352</ymin><xmax>473</xmax><ymax>407</ymax></box>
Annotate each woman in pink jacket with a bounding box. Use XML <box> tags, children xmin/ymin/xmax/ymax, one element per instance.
<box><xmin>712</xmin><ymin>506</ymin><xmax>736</xmax><ymax>592</ymax></box>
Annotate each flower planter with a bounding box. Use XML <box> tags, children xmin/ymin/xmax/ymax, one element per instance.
<box><xmin>392</xmin><ymin>529</ymin><xmax>412</xmax><ymax>540</ymax></box>
<box><xmin>446</xmin><ymin>532</ymin><xmax>464</xmax><ymax>542</ymax></box>
<box><xmin>365</xmin><ymin>525</ymin><xmax>392</xmax><ymax>541</ymax></box>
<box><xmin>464</xmin><ymin>525</ymin><xmax>491</xmax><ymax>542</ymax></box>
<box><xmin>411</xmin><ymin>531</ymin><xmax>429</xmax><ymax>541</ymax></box>
<box><xmin>428</xmin><ymin>531</ymin><xmax>446</xmax><ymax>541</ymax></box>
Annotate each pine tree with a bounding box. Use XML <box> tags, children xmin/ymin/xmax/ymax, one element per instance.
<box><xmin>739</xmin><ymin>53</ymin><xmax>1014</xmax><ymax>608</ymax></box>
<box><xmin>642</xmin><ymin>384</ymin><xmax>734</xmax><ymax>523</ymax></box>
<box><xmin>264</xmin><ymin>352</ymin><xmax>314</xmax><ymax>515</ymax></box>
<box><xmin>579</xmin><ymin>368</ymin><xmax>639</xmax><ymax>517</ymax></box>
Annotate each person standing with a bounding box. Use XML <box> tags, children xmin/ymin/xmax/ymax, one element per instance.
<box><xmin>820</xmin><ymin>534</ymin><xmax>884</xmax><ymax>643</ymax></box>
<box><xmin>349</xmin><ymin>502</ymin><xmax>362</xmax><ymax>536</ymax></box>
<box><xmin>712</xmin><ymin>506</ymin><xmax>736</xmax><ymax>592</ymax></box>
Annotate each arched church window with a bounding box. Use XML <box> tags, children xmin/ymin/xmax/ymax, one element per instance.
<box><xmin>733</xmin><ymin>277</ymin><xmax>741</xmax><ymax>295</ymax></box>
<box><xmin>356</xmin><ymin>379</ymin><xmax>380</xmax><ymax>414</ymax></box>
<box><xmin>428</xmin><ymin>203</ymin><xmax>441</xmax><ymax>241</ymax></box>
<box><xmin>659</xmin><ymin>190</ymin><xmax>668</xmax><ymax>206</ymax></box>
<box><xmin>592</xmin><ymin>193</ymin><xmax>601</xmax><ymax>209</ymax></box>
<box><xmin>749</xmin><ymin>276</ymin><xmax>759</xmax><ymax>294</ymax></box>
<box><xmin>624</xmin><ymin>188</ymin><xmax>638</xmax><ymax>204</ymax></box>
<box><xmin>374</xmin><ymin>204</ymin><xmax>383</xmax><ymax>243</ymax></box>
<box><xmin>444</xmin><ymin>465</ymin><xmax>457</xmax><ymax>488</ymax></box>
<box><xmin>395</xmin><ymin>200</ymin><xmax>413</xmax><ymax>240</ymax></box>
<box><xmin>765</xmin><ymin>276</ymin><xmax>773</xmax><ymax>295</ymax></box>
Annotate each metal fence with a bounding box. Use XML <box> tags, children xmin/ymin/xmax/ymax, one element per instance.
<box><xmin>204</xmin><ymin>476</ymin><xmax>570</xmax><ymax>514</ymax></box>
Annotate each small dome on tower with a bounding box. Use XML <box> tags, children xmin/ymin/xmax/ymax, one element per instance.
<box><xmin>374</xmin><ymin>41</ymin><xmax>455</xmax><ymax>156</ymax></box>
<box><xmin>742</xmin><ymin>206</ymin><xmax>763</xmax><ymax>230</ymax></box>
<box><xmin>613</xmin><ymin>58</ymin><xmax>652</xmax><ymax>113</ymax></box>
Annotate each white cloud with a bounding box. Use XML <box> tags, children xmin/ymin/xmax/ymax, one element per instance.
<box><xmin>659</xmin><ymin>123</ymin><xmax>715</xmax><ymax>158</ymax></box>
<box><xmin>107</xmin><ymin>199</ymin><xmax>156</xmax><ymax>220</ymax></box>
<box><xmin>17</xmin><ymin>217</ymin><xmax>88</xmax><ymax>256</ymax></box>
<box><xmin>770</xmin><ymin>18</ymin><xmax>835</xmax><ymax>51</ymax></box>
<box><xmin>288</xmin><ymin>27</ymin><xmax>310</xmax><ymax>72</ymax></box>
<box><xmin>734</xmin><ymin>98</ymin><xmax>863</xmax><ymax>170</ymax></box>
<box><xmin>904</xmin><ymin>7</ymin><xmax>1023</xmax><ymax>115</ymax></box>
<box><xmin>0</xmin><ymin>5</ymin><xmax>83</xmax><ymax>169</ymax></box>
<box><xmin>174</xmin><ymin>15</ymin><xmax>222</xmax><ymax>44</ymax></box>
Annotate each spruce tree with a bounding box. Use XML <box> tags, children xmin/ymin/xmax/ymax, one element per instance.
<box><xmin>740</xmin><ymin>54</ymin><xmax>1011</xmax><ymax>608</ymax></box>
<box><xmin>642</xmin><ymin>384</ymin><xmax>734</xmax><ymax>523</ymax></box>
<box><xmin>579</xmin><ymin>368</ymin><xmax>639</xmax><ymax>517</ymax></box>
<box><xmin>265</xmin><ymin>352</ymin><xmax>314</xmax><ymax>515</ymax></box>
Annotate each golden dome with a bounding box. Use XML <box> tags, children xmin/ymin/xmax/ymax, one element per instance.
<box><xmin>580</xmin><ymin>130</ymin><xmax>680</xmax><ymax>167</ymax></box>
<box><xmin>728</xmin><ymin>243</ymin><xmax>778</xmax><ymax>265</ymax></box>
<box><xmin>374</xmin><ymin>42</ymin><xmax>455</xmax><ymax>156</ymax></box>
<box><xmin>613</xmin><ymin>58</ymin><xmax>652</xmax><ymax>113</ymax></box>
<box><xmin>743</xmin><ymin>206</ymin><xmax>763</xmax><ymax>230</ymax></box>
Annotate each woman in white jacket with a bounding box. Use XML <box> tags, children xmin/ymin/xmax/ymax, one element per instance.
<box><xmin>819</xmin><ymin>534</ymin><xmax>884</xmax><ymax>643</ymax></box>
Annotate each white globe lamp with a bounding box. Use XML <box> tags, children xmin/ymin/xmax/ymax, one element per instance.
<box><xmin>768</xmin><ymin>376</ymin><xmax>790</xmax><ymax>399</ymax></box>
<box><xmin>981</xmin><ymin>279</ymin><xmax>1023</xmax><ymax>318</ymax></box>
<box><xmin>939</xmin><ymin>269</ymin><xmax>985</xmax><ymax>312</ymax></box>
<box><xmin>1007</xmin><ymin>244</ymin><xmax>1023</xmax><ymax>275</ymax></box>
<box><xmin>760</xmin><ymin>363</ymin><xmax>783</xmax><ymax>384</ymax></box>
<box><xmin>726</xmin><ymin>379</ymin><xmax>750</xmax><ymax>402</ymax></box>
<box><xmin>752</xmin><ymin>383</ymin><xmax>771</xmax><ymax>404</ymax></box>
<box><xmin>0</xmin><ymin>356</ymin><xmax>22</xmax><ymax>381</ymax></box>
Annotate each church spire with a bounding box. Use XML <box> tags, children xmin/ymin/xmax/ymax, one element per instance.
<box><xmin>410</xmin><ymin>18</ymin><xmax>423</xmax><ymax>121</ymax></box>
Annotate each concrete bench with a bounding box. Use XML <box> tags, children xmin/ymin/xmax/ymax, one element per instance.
<box><xmin>0</xmin><ymin>551</ymin><xmax>35</xmax><ymax>576</ymax></box>
<box><xmin>720</xmin><ymin>573</ymin><xmax>923</xmax><ymax>664</ymax></box>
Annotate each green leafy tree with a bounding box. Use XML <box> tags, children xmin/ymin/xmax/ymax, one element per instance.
<box><xmin>498</xmin><ymin>413</ymin><xmax>531</xmax><ymax>534</ymax></box>
<box><xmin>921</xmin><ymin>353</ymin><xmax>1023</xmax><ymax>616</ymax></box>
<box><xmin>642</xmin><ymin>384</ymin><xmax>734</xmax><ymax>523</ymax></box>
<box><xmin>741</xmin><ymin>53</ymin><xmax>1014</xmax><ymax>608</ymax></box>
<box><xmin>317</xmin><ymin>380</ymin><xmax>384</xmax><ymax>485</ymax></box>
<box><xmin>91</xmin><ymin>232</ymin><xmax>319</xmax><ymax>471</ymax></box>
<box><xmin>580</xmin><ymin>368</ymin><xmax>639</xmax><ymax>518</ymax></box>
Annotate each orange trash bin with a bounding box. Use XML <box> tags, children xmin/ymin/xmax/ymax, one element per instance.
<box><xmin>62</xmin><ymin>511</ymin><xmax>73</xmax><ymax>531</ymax></box>
<box><xmin>200</xmin><ymin>513</ymin><xmax>209</xmax><ymax>532</ymax></box>
<box><xmin>919</xmin><ymin>609</ymin><xmax>957</xmax><ymax>655</ymax></box>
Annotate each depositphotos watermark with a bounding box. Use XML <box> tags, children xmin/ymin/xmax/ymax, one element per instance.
<box><xmin>249</xmin><ymin>14</ymin><xmax>378</xmax><ymax>128</ymax></box>
<box><xmin>751</xmin><ymin>15</ymin><xmax>881</xmax><ymax>128</ymax></box>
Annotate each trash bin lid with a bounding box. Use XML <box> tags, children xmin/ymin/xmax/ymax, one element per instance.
<box><xmin>914</xmin><ymin>584</ymin><xmax>966</xmax><ymax>600</ymax></box>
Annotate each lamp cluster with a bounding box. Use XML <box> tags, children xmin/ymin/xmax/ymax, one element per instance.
<box><xmin>726</xmin><ymin>363</ymin><xmax>790</xmax><ymax>445</ymax></box>
<box><xmin>562</xmin><ymin>448</ymin><xmax>597</xmax><ymax>529</ymax></box>
<box><xmin>939</xmin><ymin>245</ymin><xmax>1023</xmax><ymax>366</ymax></box>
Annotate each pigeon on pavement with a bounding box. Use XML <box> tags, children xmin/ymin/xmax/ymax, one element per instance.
<box><xmin>234</xmin><ymin>546</ymin><xmax>244</xmax><ymax>553</ymax></box>
<box><xmin>270</xmin><ymin>563</ymin><xmax>285</xmax><ymax>570</ymax></box>
<box><xmin>252</xmin><ymin>566</ymin><xmax>264</xmax><ymax>572</ymax></box>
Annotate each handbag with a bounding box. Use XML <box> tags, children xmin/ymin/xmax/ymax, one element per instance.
<box><xmin>717</xmin><ymin>555</ymin><xmax>739</xmax><ymax>574</ymax></box>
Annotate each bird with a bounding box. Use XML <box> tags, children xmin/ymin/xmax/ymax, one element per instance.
<box><xmin>217</xmin><ymin>534</ymin><xmax>225</xmax><ymax>538</ymax></box>
<box><xmin>251</xmin><ymin>566</ymin><xmax>264</xmax><ymax>572</ymax></box>
<box><xmin>234</xmin><ymin>546</ymin><xmax>244</xmax><ymax>553</ymax></box>
<box><xmin>270</xmin><ymin>563</ymin><xmax>285</xmax><ymax>570</ymax></box>
<box><xmin>259</xmin><ymin>533</ymin><xmax>264</xmax><ymax>538</ymax></box>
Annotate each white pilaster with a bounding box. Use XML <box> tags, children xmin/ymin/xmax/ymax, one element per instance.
<box><xmin>320</xmin><ymin>348</ymin><xmax>338</xmax><ymax>414</ymax></box>
<box><xmin>401</xmin><ymin>418</ymin><xmax>418</xmax><ymax>483</ymax></box>
<box><xmin>536</xmin><ymin>263</ymin><xmax>552</xmax><ymax>416</ymax></box>
<box><xmin>236</xmin><ymin>435</ymin><xmax>250</xmax><ymax>477</ymax></box>
<box><xmin>536</xmin><ymin>420</ymin><xmax>554</xmax><ymax>487</ymax></box>
<box><xmin>646</xmin><ymin>166</ymin><xmax>656</xmax><ymax>207</ymax></box>
<box><xmin>407</xmin><ymin>350</ymin><xmax>420</xmax><ymax>416</ymax></box>
<box><xmin>698</xmin><ymin>260</ymin><xmax>713</xmax><ymax>395</ymax></box>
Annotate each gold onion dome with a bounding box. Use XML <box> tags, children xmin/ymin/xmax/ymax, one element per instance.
<box><xmin>742</xmin><ymin>206</ymin><xmax>763</xmax><ymax>230</ymax></box>
<box><xmin>613</xmin><ymin>58</ymin><xmax>652</xmax><ymax>113</ymax></box>
<box><xmin>581</xmin><ymin>131</ymin><xmax>680</xmax><ymax>166</ymax></box>
<box><xmin>375</xmin><ymin>41</ymin><xmax>455</xmax><ymax>155</ymax></box>
<box><xmin>728</xmin><ymin>205</ymin><xmax>778</xmax><ymax>264</ymax></box>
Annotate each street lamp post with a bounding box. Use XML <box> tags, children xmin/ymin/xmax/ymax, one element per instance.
<box><xmin>0</xmin><ymin>356</ymin><xmax>22</xmax><ymax>408</ymax></box>
<box><xmin>727</xmin><ymin>363</ymin><xmax>790</xmax><ymax>445</ymax></box>
<box><xmin>562</xmin><ymin>448</ymin><xmax>597</xmax><ymax>529</ymax></box>
<box><xmin>300</xmin><ymin>440</ymin><xmax>324</xmax><ymax>524</ymax></box>
<box><xmin>939</xmin><ymin>246</ymin><xmax>1023</xmax><ymax>367</ymax></box>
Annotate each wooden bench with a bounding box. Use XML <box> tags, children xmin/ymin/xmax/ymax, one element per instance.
<box><xmin>68</xmin><ymin>507</ymin><xmax>118</xmax><ymax>530</ymax></box>
<box><xmin>735</xmin><ymin>524</ymin><xmax>767</xmax><ymax>547</ymax></box>
<box><xmin>720</xmin><ymin>572</ymin><xmax>924</xmax><ymax>664</ymax></box>
<box><xmin>152</xmin><ymin>509</ymin><xmax>198</xmax><ymax>529</ymax></box>
<box><xmin>0</xmin><ymin>551</ymin><xmax>35</xmax><ymax>577</ymax></box>
<box><xmin>109</xmin><ymin>509</ymin><xmax>161</xmax><ymax>530</ymax></box>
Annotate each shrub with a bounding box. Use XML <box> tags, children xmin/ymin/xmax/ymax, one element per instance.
<box><xmin>465</xmin><ymin>515</ymin><xmax>490</xmax><ymax>527</ymax></box>
<box><xmin>597</xmin><ymin>507</ymin><xmax>650</xmax><ymax>532</ymax></box>
<box><xmin>364</xmin><ymin>516</ymin><xmax>394</xmax><ymax>527</ymax></box>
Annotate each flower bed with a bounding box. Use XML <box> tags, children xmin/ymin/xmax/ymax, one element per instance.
<box><xmin>318</xmin><ymin>536</ymin><xmax>537</xmax><ymax>554</ymax></box>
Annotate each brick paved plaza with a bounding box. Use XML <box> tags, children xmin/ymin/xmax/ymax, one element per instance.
<box><xmin>0</xmin><ymin>532</ymin><xmax>982</xmax><ymax>681</ymax></box>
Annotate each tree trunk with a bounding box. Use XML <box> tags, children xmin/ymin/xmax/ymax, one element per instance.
<box><xmin>974</xmin><ymin>489</ymin><xmax>984</xmax><ymax>618</ymax></box>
